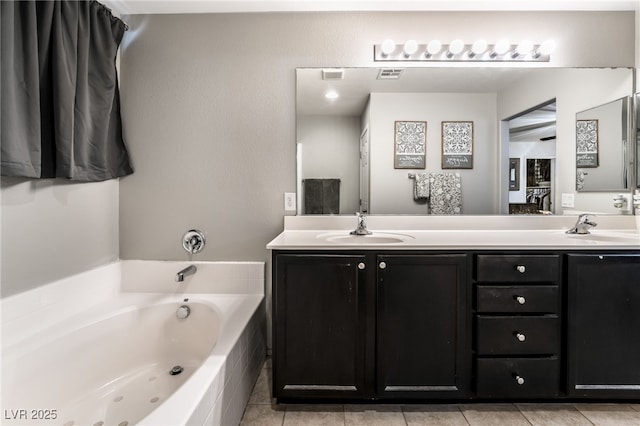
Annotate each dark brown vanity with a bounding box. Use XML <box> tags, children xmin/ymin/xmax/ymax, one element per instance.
<box><xmin>271</xmin><ymin>247</ymin><xmax>640</xmax><ymax>402</ymax></box>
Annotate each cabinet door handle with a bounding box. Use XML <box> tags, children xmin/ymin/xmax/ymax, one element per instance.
<box><xmin>358</xmin><ymin>262</ymin><xmax>366</xmax><ymax>270</ymax></box>
<box><xmin>515</xmin><ymin>296</ymin><xmax>526</xmax><ymax>305</ymax></box>
<box><xmin>379</xmin><ymin>262</ymin><xmax>386</xmax><ymax>270</ymax></box>
<box><xmin>516</xmin><ymin>265</ymin><xmax>526</xmax><ymax>273</ymax></box>
<box><xmin>515</xmin><ymin>332</ymin><xmax>526</xmax><ymax>342</ymax></box>
<box><xmin>514</xmin><ymin>375</ymin><xmax>525</xmax><ymax>385</ymax></box>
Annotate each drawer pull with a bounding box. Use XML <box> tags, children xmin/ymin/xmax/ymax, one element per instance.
<box><xmin>515</xmin><ymin>375</ymin><xmax>525</xmax><ymax>385</ymax></box>
<box><xmin>516</xmin><ymin>265</ymin><xmax>526</xmax><ymax>273</ymax></box>
<box><xmin>358</xmin><ymin>262</ymin><xmax>366</xmax><ymax>270</ymax></box>
<box><xmin>515</xmin><ymin>332</ymin><xmax>526</xmax><ymax>342</ymax></box>
<box><xmin>515</xmin><ymin>296</ymin><xmax>526</xmax><ymax>305</ymax></box>
<box><xmin>379</xmin><ymin>262</ymin><xmax>386</xmax><ymax>270</ymax></box>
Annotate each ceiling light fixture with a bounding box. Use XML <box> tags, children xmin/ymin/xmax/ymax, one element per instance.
<box><xmin>374</xmin><ymin>39</ymin><xmax>554</xmax><ymax>62</ymax></box>
<box><xmin>324</xmin><ymin>90</ymin><xmax>339</xmax><ymax>100</ymax></box>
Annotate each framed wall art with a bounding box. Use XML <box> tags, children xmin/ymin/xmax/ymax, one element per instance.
<box><xmin>576</xmin><ymin>119</ymin><xmax>599</xmax><ymax>167</ymax></box>
<box><xmin>442</xmin><ymin>121</ymin><xmax>473</xmax><ymax>169</ymax></box>
<box><xmin>394</xmin><ymin>121</ymin><xmax>426</xmax><ymax>169</ymax></box>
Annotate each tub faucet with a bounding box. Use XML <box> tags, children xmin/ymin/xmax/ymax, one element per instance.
<box><xmin>566</xmin><ymin>214</ymin><xmax>597</xmax><ymax>235</ymax></box>
<box><xmin>350</xmin><ymin>212</ymin><xmax>372</xmax><ymax>236</ymax></box>
<box><xmin>175</xmin><ymin>265</ymin><xmax>197</xmax><ymax>282</ymax></box>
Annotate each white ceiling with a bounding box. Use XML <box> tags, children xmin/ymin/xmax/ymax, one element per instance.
<box><xmin>104</xmin><ymin>0</ymin><xmax>640</xmax><ymax>15</ymax></box>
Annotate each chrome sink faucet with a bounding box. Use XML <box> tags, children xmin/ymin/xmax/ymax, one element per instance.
<box><xmin>350</xmin><ymin>212</ymin><xmax>372</xmax><ymax>236</ymax></box>
<box><xmin>566</xmin><ymin>214</ymin><xmax>597</xmax><ymax>235</ymax></box>
<box><xmin>175</xmin><ymin>265</ymin><xmax>197</xmax><ymax>282</ymax></box>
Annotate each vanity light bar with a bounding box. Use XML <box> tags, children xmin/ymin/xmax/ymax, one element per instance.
<box><xmin>374</xmin><ymin>39</ymin><xmax>555</xmax><ymax>62</ymax></box>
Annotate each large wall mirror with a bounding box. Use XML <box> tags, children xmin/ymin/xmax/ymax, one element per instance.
<box><xmin>296</xmin><ymin>67</ymin><xmax>635</xmax><ymax>215</ymax></box>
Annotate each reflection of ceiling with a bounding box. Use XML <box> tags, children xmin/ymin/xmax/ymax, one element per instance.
<box><xmin>509</xmin><ymin>103</ymin><xmax>557</xmax><ymax>142</ymax></box>
<box><xmin>297</xmin><ymin>67</ymin><xmax>539</xmax><ymax>116</ymax></box>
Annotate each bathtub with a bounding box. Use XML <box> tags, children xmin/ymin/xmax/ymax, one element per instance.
<box><xmin>1</xmin><ymin>260</ymin><xmax>266</xmax><ymax>426</ymax></box>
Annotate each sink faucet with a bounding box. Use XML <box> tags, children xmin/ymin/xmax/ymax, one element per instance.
<box><xmin>566</xmin><ymin>214</ymin><xmax>597</xmax><ymax>235</ymax></box>
<box><xmin>350</xmin><ymin>212</ymin><xmax>373</xmax><ymax>236</ymax></box>
<box><xmin>175</xmin><ymin>265</ymin><xmax>197</xmax><ymax>282</ymax></box>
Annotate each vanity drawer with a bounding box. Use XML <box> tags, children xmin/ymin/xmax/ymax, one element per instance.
<box><xmin>476</xmin><ymin>315</ymin><xmax>559</xmax><ymax>355</ymax></box>
<box><xmin>476</xmin><ymin>255</ymin><xmax>560</xmax><ymax>283</ymax></box>
<box><xmin>476</xmin><ymin>357</ymin><xmax>560</xmax><ymax>398</ymax></box>
<box><xmin>476</xmin><ymin>285</ymin><xmax>559</xmax><ymax>313</ymax></box>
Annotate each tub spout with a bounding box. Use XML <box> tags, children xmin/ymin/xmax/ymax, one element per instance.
<box><xmin>175</xmin><ymin>265</ymin><xmax>197</xmax><ymax>282</ymax></box>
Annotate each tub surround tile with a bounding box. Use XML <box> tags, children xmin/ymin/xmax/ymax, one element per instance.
<box><xmin>517</xmin><ymin>404</ymin><xmax>593</xmax><ymax>425</ymax></box>
<box><xmin>403</xmin><ymin>404</ymin><xmax>469</xmax><ymax>426</ymax></box>
<box><xmin>344</xmin><ymin>405</ymin><xmax>406</xmax><ymax>426</ymax></box>
<box><xmin>574</xmin><ymin>404</ymin><xmax>640</xmax><ymax>425</ymax></box>
<box><xmin>120</xmin><ymin>260</ymin><xmax>265</xmax><ymax>294</ymax></box>
<box><xmin>460</xmin><ymin>404</ymin><xmax>531</xmax><ymax>426</ymax></box>
<box><xmin>284</xmin><ymin>405</ymin><xmax>345</xmax><ymax>426</ymax></box>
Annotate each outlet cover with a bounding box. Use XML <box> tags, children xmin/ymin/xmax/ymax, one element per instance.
<box><xmin>284</xmin><ymin>192</ymin><xmax>296</xmax><ymax>211</ymax></box>
<box><xmin>561</xmin><ymin>193</ymin><xmax>575</xmax><ymax>208</ymax></box>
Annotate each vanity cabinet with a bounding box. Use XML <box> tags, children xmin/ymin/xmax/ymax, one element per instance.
<box><xmin>567</xmin><ymin>253</ymin><xmax>640</xmax><ymax>398</ymax></box>
<box><xmin>272</xmin><ymin>251</ymin><xmax>469</xmax><ymax>400</ymax></box>
<box><xmin>272</xmin><ymin>254</ymin><xmax>372</xmax><ymax>399</ymax></box>
<box><xmin>376</xmin><ymin>254</ymin><xmax>469</xmax><ymax>399</ymax></box>
<box><xmin>474</xmin><ymin>254</ymin><xmax>562</xmax><ymax>398</ymax></box>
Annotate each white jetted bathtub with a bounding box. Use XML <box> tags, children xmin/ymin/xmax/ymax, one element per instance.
<box><xmin>1</xmin><ymin>261</ymin><xmax>266</xmax><ymax>426</ymax></box>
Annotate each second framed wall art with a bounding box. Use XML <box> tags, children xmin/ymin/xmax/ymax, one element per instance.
<box><xmin>441</xmin><ymin>121</ymin><xmax>473</xmax><ymax>169</ymax></box>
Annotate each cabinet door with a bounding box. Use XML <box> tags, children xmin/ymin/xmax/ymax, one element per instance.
<box><xmin>376</xmin><ymin>254</ymin><xmax>469</xmax><ymax>398</ymax></box>
<box><xmin>568</xmin><ymin>254</ymin><xmax>640</xmax><ymax>398</ymax></box>
<box><xmin>273</xmin><ymin>254</ymin><xmax>371</xmax><ymax>399</ymax></box>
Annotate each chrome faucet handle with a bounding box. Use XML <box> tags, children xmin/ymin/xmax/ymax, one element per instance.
<box><xmin>350</xmin><ymin>212</ymin><xmax>372</xmax><ymax>235</ymax></box>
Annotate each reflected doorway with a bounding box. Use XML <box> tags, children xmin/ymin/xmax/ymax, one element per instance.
<box><xmin>507</xmin><ymin>100</ymin><xmax>557</xmax><ymax>214</ymax></box>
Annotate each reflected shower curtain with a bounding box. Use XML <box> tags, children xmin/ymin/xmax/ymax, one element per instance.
<box><xmin>1</xmin><ymin>0</ymin><xmax>133</xmax><ymax>181</ymax></box>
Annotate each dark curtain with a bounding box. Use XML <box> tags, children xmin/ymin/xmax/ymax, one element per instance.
<box><xmin>1</xmin><ymin>0</ymin><xmax>133</xmax><ymax>181</ymax></box>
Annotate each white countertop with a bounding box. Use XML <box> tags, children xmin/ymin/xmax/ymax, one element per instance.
<box><xmin>266</xmin><ymin>215</ymin><xmax>640</xmax><ymax>250</ymax></box>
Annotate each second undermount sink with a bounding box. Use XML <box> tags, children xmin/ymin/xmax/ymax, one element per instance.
<box><xmin>318</xmin><ymin>232</ymin><xmax>415</xmax><ymax>245</ymax></box>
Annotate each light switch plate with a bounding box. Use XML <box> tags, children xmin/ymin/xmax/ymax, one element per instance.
<box><xmin>561</xmin><ymin>193</ymin><xmax>575</xmax><ymax>208</ymax></box>
<box><xmin>284</xmin><ymin>192</ymin><xmax>296</xmax><ymax>211</ymax></box>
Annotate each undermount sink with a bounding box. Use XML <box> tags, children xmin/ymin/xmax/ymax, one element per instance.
<box><xmin>318</xmin><ymin>232</ymin><xmax>415</xmax><ymax>245</ymax></box>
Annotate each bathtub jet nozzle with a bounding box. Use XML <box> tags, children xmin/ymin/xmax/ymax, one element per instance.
<box><xmin>175</xmin><ymin>265</ymin><xmax>197</xmax><ymax>282</ymax></box>
<box><xmin>169</xmin><ymin>365</ymin><xmax>184</xmax><ymax>376</ymax></box>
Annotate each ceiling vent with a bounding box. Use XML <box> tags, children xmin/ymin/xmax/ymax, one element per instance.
<box><xmin>377</xmin><ymin>68</ymin><xmax>404</xmax><ymax>80</ymax></box>
<box><xmin>322</xmin><ymin>68</ymin><xmax>344</xmax><ymax>80</ymax></box>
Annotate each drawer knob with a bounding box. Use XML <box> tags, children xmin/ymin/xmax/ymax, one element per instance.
<box><xmin>516</xmin><ymin>265</ymin><xmax>526</xmax><ymax>273</ymax></box>
<box><xmin>515</xmin><ymin>332</ymin><xmax>526</xmax><ymax>342</ymax></box>
<box><xmin>358</xmin><ymin>262</ymin><xmax>366</xmax><ymax>270</ymax></box>
<box><xmin>515</xmin><ymin>375</ymin><xmax>525</xmax><ymax>385</ymax></box>
<box><xmin>379</xmin><ymin>262</ymin><xmax>387</xmax><ymax>270</ymax></box>
<box><xmin>515</xmin><ymin>296</ymin><xmax>526</xmax><ymax>305</ymax></box>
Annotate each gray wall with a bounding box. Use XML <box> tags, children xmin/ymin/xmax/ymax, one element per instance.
<box><xmin>1</xmin><ymin>11</ymin><xmax>635</xmax><ymax>298</ymax></box>
<box><xmin>1</xmin><ymin>178</ymin><xmax>119</xmax><ymax>297</ymax></box>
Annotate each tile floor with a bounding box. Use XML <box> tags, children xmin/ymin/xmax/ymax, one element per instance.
<box><xmin>240</xmin><ymin>359</ymin><xmax>640</xmax><ymax>425</ymax></box>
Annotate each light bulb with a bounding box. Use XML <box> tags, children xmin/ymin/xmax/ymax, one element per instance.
<box><xmin>513</xmin><ymin>40</ymin><xmax>533</xmax><ymax>58</ymax></box>
<box><xmin>403</xmin><ymin>39</ymin><xmax>418</xmax><ymax>57</ymax></box>
<box><xmin>469</xmin><ymin>39</ymin><xmax>487</xmax><ymax>58</ymax></box>
<box><xmin>426</xmin><ymin>39</ymin><xmax>442</xmax><ymax>57</ymax></box>
<box><xmin>447</xmin><ymin>39</ymin><xmax>464</xmax><ymax>57</ymax></box>
<box><xmin>492</xmin><ymin>39</ymin><xmax>510</xmax><ymax>57</ymax></box>
<box><xmin>381</xmin><ymin>39</ymin><xmax>396</xmax><ymax>56</ymax></box>
<box><xmin>536</xmin><ymin>39</ymin><xmax>556</xmax><ymax>57</ymax></box>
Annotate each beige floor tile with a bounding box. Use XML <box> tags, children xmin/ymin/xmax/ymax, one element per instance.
<box><xmin>240</xmin><ymin>404</ymin><xmax>286</xmax><ymax>426</ymax></box>
<box><xmin>344</xmin><ymin>404</ymin><xmax>407</xmax><ymax>426</ymax></box>
<box><xmin>517</xmin><ymin>403</ymin><xmax>593</xmax><ymax>425</ymax></box>
<box><xmin>631</xmin><ymin>406</ymin><xmax>640</xmax><ymax>413</ymax></box>
<box><xmin>249</xmin><ymin>368</ymin><xmax>273</xmax><ymax>404</ymax></box>
<box><xmin>460</xmin><ymin>404</ymin><xmax>531</xmax><ymax>426</ymax></box>
<box><xmin>574</xmin><ymin>404</ymin><xmax>640</xmax><ymax>426</ymax></box>
<box><xmin>283</xmin><ymin>404</ymin><xmax>345</xmax><ymax>426</ymax></box>
<box><xmin>402</xmin><ymin>404</ymin><xmax>469</xmax><ymax>425</ymax></box>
